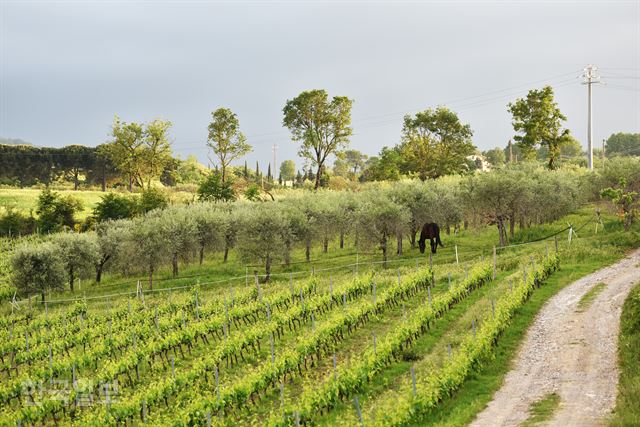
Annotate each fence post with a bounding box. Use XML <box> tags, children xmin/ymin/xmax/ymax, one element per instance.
<box><xmin>429</xmin><ymin>252</ymin><xmax>433</xmax><ymax>269</ymax></box>
<box><xmin>332</xmin><ymin>353</ymin><xmax>337</xmax><ymax>380</ymax></box>
<box><xmin>555</xmin><ymin>236</ymin><xmax>558</xmax><ymax>253</ymax></box>
<box><xmin>410</xmin><ymin>365</ymin><xmax>417</xmax><ymax>396</ymax></box>
<box><xmin>448</xmin><ymin>272</ymin><xmax>451</xmax><ymax>289</ymax></box>
<box><xmin>354</xmin><ymin>396</ymin><xmax>365</xmax><ymax>427</ymax></box>
<box><xmin>455</xmin><ymin>245</ymin><xmax>459</xmax><ymax>265</ymax></box>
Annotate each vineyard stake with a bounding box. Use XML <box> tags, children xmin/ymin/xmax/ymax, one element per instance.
<box><xmin>300</xmin><ymin>289</ymin><xmax>304</xmax><ymax>310</ymax></box>
<box><xmin>427</xmin><ymin>286</ymin><xmax>432</xmax><ymax>308</ymax></box>
<box><xmin>311</xmin><ymin>313</ymin><xmax>315</xmax><ymax>331</ymax></box>
<box><xmin>142</xmin><ymin>400</ymin><xmax>147</xmax><ymax>422</ymax></box>
<box><xmin>280</xmin><ymin>381</ymin><xmax>285</xmax><ymax>418</ymax></box>
<box><xmin>372</xmin><ymin>332</ymin><xmax>377</xmax><ymax>355</ymax></box>
<box><xmin>25</xmin><ymin>331</ymin><xmax>29</xmax><ymax>352</ymax></box>
<box><xmin>171</xmin><ymin>356</ymin><xmax>175</xmax><ymax>379</ymax></box>
<box><xmin>270</xmin><ymin>333</ymin><xmax>275</xmax><ymax>364</ymax></box>
<box><xmin>330</xmin><ymin>277</ymin><xmax>333</xmax><ymax>298</ymax></box>
<box><xmin>245</xmin><ymin>266</ymin><xmax>248</xmax><ymax>287</ymax></box>
<box><xmin>447</xmin><ymin>343</ymin><xmax>452</xmax><ymax>358</ymax></box>
<box><xmin>155</xmin><ymin>307</ymin><xmax>159</xmax><ymax>331</ymax></box>
<box><xmin>206</xmin><ymin>411</ymin><xmax>211</xmax><ymax>427</ymax></box>
<box><xmin>448</xmin><ymin>272</ymin><xmax>451</xmax><ymax>289</ymax></box>
<box><xmin>492</xmin><ymin>246</ymin><xmax>497</xmax><ymax>280</ymax></box>
<box><xmin>343</xmin><ymin>293</ymin><xmax>347</xmax><ymax>309</ymax></box>
<box><xmin>72</xmin><ymin>363</ymin><xmax>76</xmax><ymax>387</ymax></box>
<box><xmin>410</xmin><ymin>365</ymin><xmax>417</xmax><ymax>396</ymax></box>
<box><xmin>429</xmin><ymin>252</ymin><xmax>433</xmax><ymax>269</ymax></box>
<box><xmin>332</xmin><ymin>353</ymin><xmax>337</xmax><ymax>380</ymax></box>
<box><xmin>295</xmin><ymin>411</ymin><xmax>300</xmax><ymax>427</ymax></box>
<box><xmin>397</xmin><ymin>269</ymin><xmax>401</xmax><ymax>285</ymax></box>
<box><xmin>415</xmin><ymin>259</ymin><xmax>418</xmax><ymax>271</ymax></box>
<box><xmin>105</xmin><ymin>383</ymin><xmax>110</xmax><ymax>412</ymax></box>
<box><xmin>215</xmin><ymin>367</ymin><xmax>220</xmax><ymax>402</ymax></box>
<box><xmin>472</xmin><ymin>319</ymin><xmax>476</xmax><ymax>339</ymax></box>
<box><xmin>372</xmin><ymin>282</ymin><xmax>376</xmax><ymax>305</ymax></box>
<box><xmin>49</xmin><ymin>345</ymin><xmax>53</xmax><ymax>384</ymax></box>
<box><xmin>255</xmin><ymin>272</ymin><xmax>262</xmax><ymax>302</ymax></box>
<box><xmin>354</xmin><ymin>396</ymin><xmax>365</xmax><ymax>427</ymax></box>
<box><xmin>455</xmin><ymin>245</ymin><xmax>459</xmax><ymax>265</ymax></box>
<box><xmin>509</xmin><ymin>279</ymin><xmax>513</xmax><ymax>292</ymax></box>
<box><xmin>356</xmin><ymin>253</ymin><xmax>359</xmax><ymax>274</ymax></box>
<box><xmin>289</xmin><ymin>274</ymin><xmax>294</xmax><ymax>297</ymax></box>
<box><xmin>491</xmin><ymin>300</ymin><xmax>495</xmax><ymax>318</ymax></box>
<box><xmin>555</xmin><ymin>236</ymin><xmax>559</xmax><ymax>253</ymax></box>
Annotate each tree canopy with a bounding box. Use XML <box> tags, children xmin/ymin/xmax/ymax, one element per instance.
<box><xmin>508</xmin><ymin>86</ymin><xmax>572</xmax><ymax>169</ymax></box>
<box><xmin>207</xmin><ymin>108</ymin><xmax>252</xmax><ymax>182</ymax></box>
<box><xmin>283</xmin><ymin>89</ymin><xmax>353</xmax><ymax>189</ymax></box>
<box><xmin>399</xmin><ymin>107</ymin><xmax>476</xmax><ymax>180</ymax></box>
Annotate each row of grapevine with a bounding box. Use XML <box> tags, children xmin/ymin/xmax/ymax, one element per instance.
<box><xmin>371</xmin><ymin>254</ymin><xmax>560</xmax><ymax>426</ymax></box>
<box><xmin>269</xmin><ymin>262</ymin><xmax>494</xmax><ymax>426</ymax></box>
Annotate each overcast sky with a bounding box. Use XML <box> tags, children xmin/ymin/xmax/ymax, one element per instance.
<box><xmin>1</xmin><ymin>0</ymin><xmax>639</xmax><ymax>170</ymax></box>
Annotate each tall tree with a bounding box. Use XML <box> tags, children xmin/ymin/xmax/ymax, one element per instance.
<box><xmin>142</xmin><ymin>119</ymin><xmax>173</xmax><ymax>187</ymax></box>
<box><xmin>105</xmin><ymin>115</ymin><xmax>145</xmax><ymax>190</ymax></box>
<box><xmin>508</xmin><ymin>86</ymin><xmax>572</xmax><ymax>169</ymax></box>
<box><xmin>605</xmin><ymin>132</ymin><xmax>640</xmax><ymax>157</ymax></box>
<box><xmin>283</xmin><ymin>89</ymin><xmax>353</xmax><ymax>189</ymax></box>
<box><xmin>207</xmin><ymin>108</ymin><xmax>252</xmax><ymax>182</ymax></box>
<box><xmin>399</xmin><ymin>107</ymin><xmax>475</xmax><ymax>180</ymax></box>
<box><xmin>279</xmin><ymin>160</ymin><xmax>296</xmax><ymax>182</ymax></box>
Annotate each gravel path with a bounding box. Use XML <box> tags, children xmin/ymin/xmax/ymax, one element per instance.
<box><xmin>470</xmin><ymin>249</ymin><xmax>640</xmax><ymax>427</ymax></box>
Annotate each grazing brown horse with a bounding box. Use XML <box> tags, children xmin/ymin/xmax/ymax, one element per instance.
<box><xmin>418</xmin><ymin>223</ymin><xmax>444</xmax><ymax>254</ymax></box>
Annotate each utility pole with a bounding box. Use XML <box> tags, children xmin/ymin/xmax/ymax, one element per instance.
<box><xmin>602</xmin><ymin>138</ymin><xmax>606</xmax><ymax>169</ymax></box>
<box><xmin>582</xmin><ymin>64</ymin><xmax>600</xmax><ymax>170</ymax></box>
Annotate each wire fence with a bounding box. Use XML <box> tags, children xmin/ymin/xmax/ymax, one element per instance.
<box><xmin>8</xmin><ymin>217</ymin><xmax>598</xmax><ymax>308</ymax></box>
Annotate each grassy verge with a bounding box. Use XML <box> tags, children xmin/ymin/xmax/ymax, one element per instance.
<box><xmin>521</xmin><ymin>393</ymin><xmax>561</xmax><ymax>426</ymax></box>
<box><xmin>610</xmin><ymin>282</ymin><xmax>640</xmax><ymax>426</ymax></box>
<box><xmin>577</xmin><ymin>282</ymin><xmax>607</xmax><ymax>311</ymax></box>
<box><xmin>408</xmin><ymin>242</ymin><xmax>637</xmax><ymax>426</ymax></box>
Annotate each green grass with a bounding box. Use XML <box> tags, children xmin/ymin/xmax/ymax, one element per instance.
<box><xmin>610</xmin><ymin>282</ymin><xmax>640</xmax><ymax>426</ymax></box>
<box><xmin>521</xmin><ymin>393</ymin><xmax>562</xmax><ymax>426</ymax></box>
<box><xmin>0</xmin><ymin>188</ymin><xmax>105</xmax><ymax>218</ymax></box>
<box><xmin>577</xmin><ymin>282</ymin><xmax>607</xmax><ymax>311</ymax></box>
<box><xmin>2</xmin><ymin>203</ymin><xmax>639</xmax><ymax>426</ymax></box>
<box><xmin>403</xmin><ymin>227</ymin><xmax>637</xmax><ymax>426</ymax></box>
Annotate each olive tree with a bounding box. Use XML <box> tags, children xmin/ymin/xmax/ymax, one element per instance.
<box><xmin>94</xmin><ymin>219</ymin><xmax>130</xmax><ymax>283</ymax></box>
<box><xmin>11</xmin><ymin>242</ymin><xmax>66</xmax><ymax>302</ymax></box>
<box><xmin>129</xmin><ymin>216</ymin><xmax>170</xmax><ymax>289</ymax></box>
<box><xmin>153</xmin><ymin>206</ymin><xmax>198</xmax><ymax>277</ymax></box>
<box><xmin>191</xmin><ymin>203</ymin><xmax>228</xmax><ymax>265</ymax></box>
<box><xmin>357</xmin><ymin>192</ymin><xmax>409</xmax><ymax>263</ymax></box>
<box><xmin>53</xmin><ymin>232</ymin><xmax>100</xmax><ymax>291</ymax></box>
<box><xmin>235</xmin><ymin>203</ymin><xmax>288</xmax><ymax>281</ymax></box>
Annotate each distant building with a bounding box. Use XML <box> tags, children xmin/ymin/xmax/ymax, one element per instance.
<box><xmin>467</xmin><ymin>154</ymin><xmax>492</xmax><ymax>172</ymax></box>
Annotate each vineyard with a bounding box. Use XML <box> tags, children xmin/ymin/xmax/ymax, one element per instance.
<box><xmin>2</xmin><ymin>221</ymin><xmax>610</xmax><ymax>427</ymax></box>
<box><xmin>0</xmin><ymin>180</ymin><xmax>638</xmax><ymax>426</ymax></box>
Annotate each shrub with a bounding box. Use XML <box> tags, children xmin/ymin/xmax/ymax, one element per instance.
<box><xmin>198</xmin><ymin>171</ymin><xmax>236</xmax><ymax>202</ymax></box>
<box><xmin>93</xmin><ymin>192</ymin><xmax>138</xmax><ymax>222</ymax></box>
<box><xmin>139</xmin><ymin>187</ymin><xmax>169</xmax><ymax>213</ymax></box>
<box><xmin>11</xmin><ymin>242</ymin><xmax>66</xmax><ymax>301</ymax></box>
<box><xmin>36</xmin><ymin>188</ymin><xmax>83</xmax><ymax>233</ymax></box>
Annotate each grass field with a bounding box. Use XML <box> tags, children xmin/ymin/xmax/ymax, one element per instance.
<box><xmin>0</xmin><ymin>204</ymin><xmax>638</xmax><ymax>426</ymax></box>
<box><xmin>0</xmin><ymin>188</ymin><xmax>106</xmax><ymax>218</ymax></box>
<box><xmin>611</xmin><ymin>281</ymin><xmax>640</xmax><ymax>426</ymax></box>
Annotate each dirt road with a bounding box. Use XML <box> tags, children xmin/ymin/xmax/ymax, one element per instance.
<box><xmin>470</xmin><ymin>249</ymin><xmax>640</xmax><ymax>427</ymax></box>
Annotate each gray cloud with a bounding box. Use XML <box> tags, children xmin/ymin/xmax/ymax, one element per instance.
<box><xmin>1</xmin><ymin>0</ymin><xmax>638</xmax><ymax>170</ymax></box>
